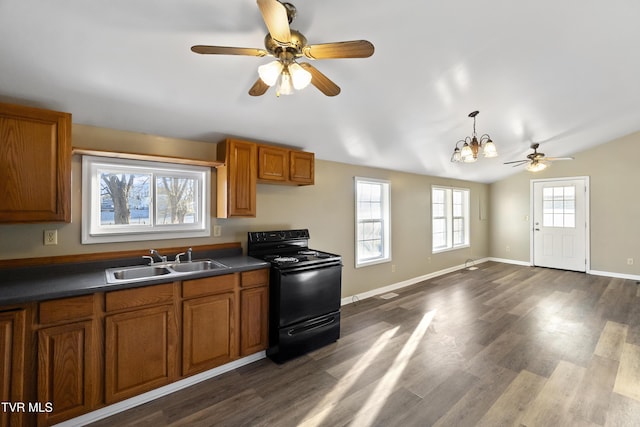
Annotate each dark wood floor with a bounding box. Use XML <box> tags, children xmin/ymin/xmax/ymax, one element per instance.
<box><xmin>89</xmin><ymin>262</ymin><xmax>640</xmax><ymax>426</ymax></box>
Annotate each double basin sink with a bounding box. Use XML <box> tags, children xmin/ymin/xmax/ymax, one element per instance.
<box><xmin>105</xmin><ymin>259</ymin><xmax>229</xmax><ymax>284</ymax></box>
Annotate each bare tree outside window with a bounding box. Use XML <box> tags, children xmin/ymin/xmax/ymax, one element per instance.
<box><xmin>100</xmin><ymin>173</ymin><xmax>150</xmax><ymax>225</ymax></box>
<box><xmin>157</xmin><ymin>177</ymin><xmax>196</xmax><ymax>224</ymax></box>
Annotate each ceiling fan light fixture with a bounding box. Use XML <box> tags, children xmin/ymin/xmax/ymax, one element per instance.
<box><xmin>276</xmin><ymin>70</ymin><xmax>295</xmax><ymax>96</ymax></box>
<box><xmin>451</xmin><ymin>111</ymin><xmax>497</xmax><ymax>164</ymax></box>
<box><xmin>289</xmin><ymin>62</ymin><xmax>312</xmax><ymax>90</ymax></box>
<box><xmin>258</xmin><ymin>60</ymin><xmax>283</xmax><ymax>86</ymax></box>
<box><xmin>526</xmin><ymin>160</ymin><xmax>547</xmax><ymax>172</ymax></box>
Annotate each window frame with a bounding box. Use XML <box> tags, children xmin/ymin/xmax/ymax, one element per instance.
<box><xmin>81</xmin><ymin>155</ymin><xmax>210</xmax><ymax>244</ymax></box>
<box><xmin>431</xmin><ymin>186</ymin><xmax>470</xmax><ymax>253</ymax></box>
<box><xmin>354</xmin><ymin>177</ymin><xmax>391</xmax><ymax>268</ymax></box>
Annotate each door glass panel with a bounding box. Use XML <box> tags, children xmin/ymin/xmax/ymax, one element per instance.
<box><xmin>542</xmin><ymin>185</ymin><xmax>576</xmax><ymax>228</ymax></box>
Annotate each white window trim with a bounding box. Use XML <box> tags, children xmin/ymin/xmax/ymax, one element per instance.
<box><xmin>82</xmin><ymin>156</ymin><xmax>210</xmax><ymax>244</ymax></box>
<box><xmin>354</xmin><ymin>177</ymin><xmax>391</xmax><ymax>268</ymax></box>
<box><xmin>432</xmin><ymin>185</ymin><xmax>470</xmax><ymax>253</ymax></box>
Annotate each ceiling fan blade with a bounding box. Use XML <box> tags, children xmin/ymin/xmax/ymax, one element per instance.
<box><xmin>248</xmin><ymin>78</ymin><xmax>270</xmax><ymax>96</ymax></box>
<box><xmin>191</xmin><ymin>45</ymin><xmax>268</xmax><ymax>57</ymax></box>
<box><xmin>299</xmin><ymin>63</ymin><xmax>341</xmax><ymax>96</ymax></box>
<box><xmin>303</xmin><ymin>40</ymin><xmax>375</xmax><ymax>59</ymax></box>
<box><xmin>503</xmin><ymin>160</ymin><xmax>529</xmax><ymax>166</ymax></box>
<box><xmin>257</xmin><ymin>0</ymin><xmax>291</xmax><ymax>45</ymax></box>
<box><xmin>545</xmin><ymin>157</ymin><xmax>575</xmax><ymax>161</ymax></box>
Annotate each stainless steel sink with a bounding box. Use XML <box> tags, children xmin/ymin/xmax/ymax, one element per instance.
<box><xmin>106</xmin><ymin>259</ymin><xmax>229</xmax><ymax>284</ymax></box>
<box><xmin>111</xmin><ymin>266</ymin><xmax>171</xmax><ymax>281</ymax></box>
<box><xmin>169</xmin><ymin>260</ymin><xmax>227</xmax><ymax>273</ymax></box>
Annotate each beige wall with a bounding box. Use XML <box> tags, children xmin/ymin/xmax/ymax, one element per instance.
<box><xmin>0</xmin><ymin>124</ymin><xmax>490</xmax><ymax>299</ymax></box>
<box><xmin>490</xmin><ymin>130</ymin><xmax>640</xmax><ymax>276</ymax></box>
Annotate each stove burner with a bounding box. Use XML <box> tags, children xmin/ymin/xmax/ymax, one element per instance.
<box><xmin>273</xmin><ymin>257</ymin><xmax>299</xmax><ymax>263</ymax></box>
<box><xmin>298</xmin><ymin>250</ymin><xmax>318</xmax><ymax>256</ymax></box>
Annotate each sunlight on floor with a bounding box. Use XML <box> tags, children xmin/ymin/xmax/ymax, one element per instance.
<box><xmin>349</xmin><ymin>310</ymin><xmax>436</xmax><ymax>427</ymax></box>
<box><xmin>299</xmin><ymin>326</ymin><xmax>400</xmax><ymax>427</ymax></box>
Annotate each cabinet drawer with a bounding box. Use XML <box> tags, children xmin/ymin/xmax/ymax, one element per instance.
<box><xmin>39</xmin><ymin>294</ymin><xmax>95</xmax><ymax>325</ymax></box>
<box><xmin>182</xmin><ymin>273</ymin><xmax>239</xmax><ymax>298</ymax></box>
<box><xmin>106</xmin><ymin>283</ymin><xmax>175</xmax><ymax>312</ymax></box>
<box><xmin>241</xmin><ymin>269</ymin><xmax>269</xmax><ymax>288</ymax></box>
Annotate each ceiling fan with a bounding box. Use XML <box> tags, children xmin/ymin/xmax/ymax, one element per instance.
<box><xmin>190</xmin><ymin>0</ymin><xmax>374</xmax><ymax>97</ymax></box>
<box><xmin>504</xmin><ymin>143</ymin><xmax>574</xmax><ymax>172</ymax></box>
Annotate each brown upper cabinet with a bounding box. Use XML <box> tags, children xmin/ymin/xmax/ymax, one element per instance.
<box><xmin>258</xmin><ymin>145</ymin><xmax>315</xmax><ymax>185</ymax></box>
<box><xmin>217</xmin><ymin>139</ymin><xmax>257</xmax><ymax>218</ymax></box>
<box><xmin>217</xmin><ymin>138</ymin><xmax>314</xmax><ymax>218</ymax></box>
<box><xmin>0</xmin><ymin>102</ymin><xmax>72</xmax><ymax>223</ymax></box>
<box><xmin>257</xmin><ymin>145</ymin><xmax>288</xmax><ymax>183</ymax></box>
<box><xmin>289</xmin><ymin>150</ymin><xmax>315</xmax><ymax>185</ymax></box>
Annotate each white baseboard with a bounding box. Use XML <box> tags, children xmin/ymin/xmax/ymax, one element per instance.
<box><xmin>589</xmin><ymin>269</ymin><xmax>640</xmax><ymax>281</ymax></box>
<box><xmin>341</xmin><ymin>257</ymin><xmax>492</xmax><ymax>306</ymax></box>
<box><xmin>54</xmin><ymin>352</ymin><xmax>266</xmax><ymax>427</ymax></box>
<box><xmin>486</xmin><ymin>257</ymin><xmax>532</xmax><ymax>267</ymax></box>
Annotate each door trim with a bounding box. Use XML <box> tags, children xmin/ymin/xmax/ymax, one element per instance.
<box><xmin>529</xmin><ymin>176</ymin><xmax>590</xmax><ymax>272</ymax></box>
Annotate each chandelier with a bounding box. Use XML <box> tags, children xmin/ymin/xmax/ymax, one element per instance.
<box><xmin>451</xmin><ymin>111</ymin><xmax>498</xmax><ymax>163</ymax></box>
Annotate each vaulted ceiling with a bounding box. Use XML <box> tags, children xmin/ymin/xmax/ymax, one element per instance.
<box><xmin>2</xmin><ymin>0</ymin><xmax>639</xmax><ymax>183</ymax></box>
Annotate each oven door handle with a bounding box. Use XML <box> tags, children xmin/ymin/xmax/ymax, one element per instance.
<box><xmin>287</xmin><ymin>315</ymin><xmax>337</xmax><ymax>336</ymax></box>
<box><xmin>280</xmin><ymin>262</ymin><xmax>343</xmax><ymax>275</ymax></box>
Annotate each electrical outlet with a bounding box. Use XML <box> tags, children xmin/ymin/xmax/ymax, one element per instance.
<box><xmin>628</xmin><ymin>258</ymin><xmax>634</xmax><ymax>265</ymax></box>
<box><xmin>213</xmin><ymin>225</ymin><xmax>222</xmax><ymax>237</ymax></box>
<box><xmin>506</xmin><ymin>245</ymin><xmax>511</xmax><ymax>252</ymax></box>
<box><xmin>391</xmin><ymin>264</ymin><xmax>396</xmax><ymax>272</ymax></box>
<box><xmin>44</xmin><ymin>229</ymin><xmax>58</xmax><ymax>245</ymax></box>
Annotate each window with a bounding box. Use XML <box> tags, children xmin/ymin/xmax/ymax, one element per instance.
<box><xmin>82</xmin><ymin>156</ymin><xmax>210</xmax><ymax>244</ymax></box>
<box><xmin>542</xmin><ymin>186</ymin><xmax>575</xmax><ymax>228</ymax></box>
<box><xmin>355</xmin><ymin>177</ymin><xmax>391</xmax><ymax>267</ymax></box>
<box><xmin>432</xmin><ymin>186</ymin><xmax>470</xmax><ymax>252</ymax></box>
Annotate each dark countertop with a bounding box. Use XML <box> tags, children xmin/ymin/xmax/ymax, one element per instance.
<box><xmin>0</xmin><ymin>248</ymin><xmax>270</xmax><ymax>306</ymax></box>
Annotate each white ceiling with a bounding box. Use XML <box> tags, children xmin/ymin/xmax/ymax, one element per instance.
<box><xmin>2</xmin><ymin>0</ymin><xmax>640</xmax><ymax>183</ymax></box>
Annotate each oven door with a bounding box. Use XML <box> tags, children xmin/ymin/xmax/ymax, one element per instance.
<box><xmin>276</xmin><ymin>263</ymin><xmax>342</xmax><ymax>327</ymax></box>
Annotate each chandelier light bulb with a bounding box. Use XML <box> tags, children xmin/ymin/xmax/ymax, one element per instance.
<box><xmin>483</xmin><ymin>139</ymin><xmax>498</xmax><ymax>157</ymax></box>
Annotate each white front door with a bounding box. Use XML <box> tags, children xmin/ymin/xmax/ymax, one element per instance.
<box><xmin>532</xmin><ymin>178</ymin><xmax>588</xmax><ymax>272</ymax></box>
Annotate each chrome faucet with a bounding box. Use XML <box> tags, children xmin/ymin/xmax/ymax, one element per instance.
<box><xmin>175</xmin><ymin>247</ymin><xmax>192</xmax><ymax>263</ymax></box>
<box><xmin>142</xmin><ymin>255</ymin><xmax>154</xmax><ymax>265</ymax></box>
<box><xmin>149</xmin><ymin>249</ymin><xmax>167</xmax><ymax>264</ymax></box>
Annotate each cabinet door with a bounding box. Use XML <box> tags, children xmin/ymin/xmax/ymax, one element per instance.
<box><xmin>37</xmin><ymin>321</ymin><xmax>94</xmax><ymax>426</ymax></box>
<box><xmin>240</xmin><ymin>286</ymin><xmax>268</xmax><ymax>356</ymax></box>
<box><xmin>289</xmin><ymin>150</ymin><xmax>314</xmax><ymax>185</ymax></box>
<box><xmin>105</xmin><ymin>305</ymin><xmax>178</xmax><ymax>404</ymax></box>
<box><xmin>258</xmin><ymin>145</ymin><xmax>288</xmax><ymax>182</ymax></box>
<box><xmin>0</xmin><ymin>102</ymin><xmax>71</xmax><ymax>223</ymax></box>
<box><xmin>217</xmin><ymin>139</ymin><xmax>256</xmax><ymax>217</ymax></box>
<box><xmin>182</xmin><ymin>292</ymin><xmax>235</xmax><ymax>376</ymax></box>
<box><xmin>0</xmin><ymin>310</ymin><xmax>26</xmax><ymax>427</ymax></box>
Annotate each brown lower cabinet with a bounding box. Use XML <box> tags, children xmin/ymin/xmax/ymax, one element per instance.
<box><xmin>240</xmin><ymin>269</ymin><xmax>269</xmax><ymax>356</ymax></box>
<box><xmin>182</xmin><ymin>292</ymin><xmax>235</xmax><ymax>376</ymax></box>
<box><xmin>0</xmin><ymin>310</ymin><xmax>26</xmax><ymax>427</ymax></box>
<box><xmin>0</xmin><ymin>268</ymin><xmax>269</xmax><ymax>426</ymax></box>
<box><xmin>105</xmin><ymin>304</ymin><xmax>178</xmax><ymax>404</ymax></box>
<box><xmin>37</xmin><ymin>321</ymin><xmax>95</xmax><ymax>426</ymax></box>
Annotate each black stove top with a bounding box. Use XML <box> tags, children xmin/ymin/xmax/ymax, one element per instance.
<box><xmin>247</xmin><ymin>229</ymin><xmax>341</xmax><ymax>269</ymax></box>
<box><xmin>263</xmin><ymin>250</ymin><xmax>339</xmax><ymax>267</ymax></box>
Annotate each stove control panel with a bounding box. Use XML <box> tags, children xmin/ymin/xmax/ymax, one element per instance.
<box><xmin>248</xmin><ymin>229</ymin><xmax>310</xmax><ymax>242</ymax></box>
